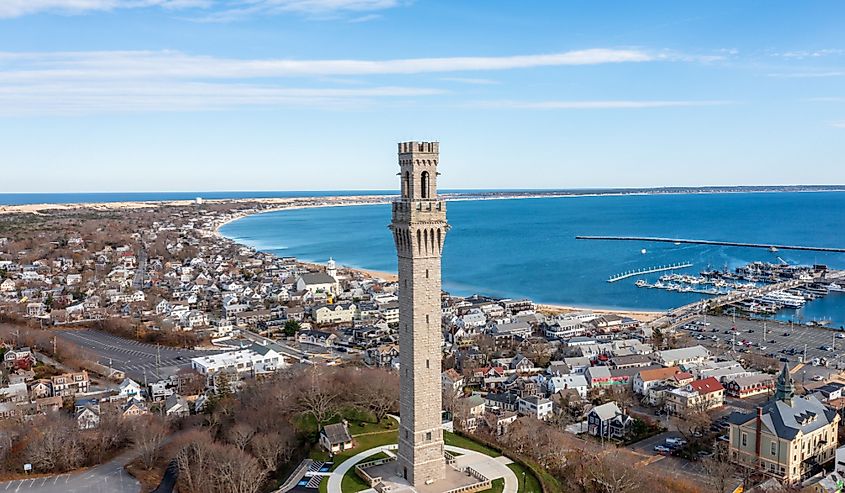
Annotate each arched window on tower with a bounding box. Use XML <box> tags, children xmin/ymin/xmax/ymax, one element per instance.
<box><xmin>421</xmin><ymin>171</ymin><xmax>430</xmax><ymax>199</ymax></box>
<box><xmin>402</xmin><ymin>171</ymin><xmax>410</xmax><ymax>198</ymax></box>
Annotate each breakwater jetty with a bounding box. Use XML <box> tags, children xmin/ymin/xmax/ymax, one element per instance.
<box><xmin>607</xmin><ymin>262</ymin><xmax>693</xmax><ymax>283</ymax></box>
<box><xmin>577</xmin><ymin>236</ymin><xmax>845</xmax><ymax>253</ymax></box>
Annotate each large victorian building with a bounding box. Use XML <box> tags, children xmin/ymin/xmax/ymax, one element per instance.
<box><xmin>728</xmin><ymin>365</ymin><xmax>840</xmax><ymax>483</ymax></box>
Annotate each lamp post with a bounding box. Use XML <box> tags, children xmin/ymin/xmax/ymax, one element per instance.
<box><xmin>522</xmin><ymin>471</ymin><xmax>526</xmax><ymax>492</ymax></box>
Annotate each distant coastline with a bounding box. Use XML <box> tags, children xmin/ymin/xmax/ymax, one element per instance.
<box><xmin>2</xmin><ymin>184</ymin><xmax>845</xmax><ymax>214</ymax></box>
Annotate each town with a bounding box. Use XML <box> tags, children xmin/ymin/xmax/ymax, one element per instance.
<box><xmin>0</xmin><ymin>196</ymin><xmax>844</xmax><ymax>493</ymax></box>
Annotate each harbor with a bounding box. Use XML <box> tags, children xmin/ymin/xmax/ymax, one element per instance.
<box><xmin>637</xmin><ymin>261</ymin><xmax>845</xmax><ymax>329</ymax></box>
<box><xmin>606</xmin><ymin>262</ymin><xmax>693</xmax><ymax>283</ymax></box>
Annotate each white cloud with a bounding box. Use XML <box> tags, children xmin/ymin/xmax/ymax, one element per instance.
<box><xmin>0</xmin><ymin>49</ymin><xmax>718</xmax><ymax>114</ymax></box>
<box><xmin>0</xmin><ymin>0</ymin><xmax>209</xmax><ymax>18</ymax></box>
<box><xmin>832</xmin><ymin>121</ymin><xmax>845</xmax><ymax>128</ymax></box>
<box><xmin>0</xmin><ymin>48</ymin><xmax>661</xmax><ymax>84</ymax></box>
<box><xmin>775</xmin><ymin>49</ymin><xmax>843</xmax><ymax>59</ymax></box>
<box><xmin>0</xmin><ymin>82</ymin><xmax>442</xmax><ymax>115</ymax></box>
<box><xmin>439</xmin><ymin>77</ymin><xmax>499</xmax><ymax>85</ymax></box>
<box><xmin>198</xmin><ymin>0</ymin><xmax>400</xmax><ymax>21</ymax></box>
<box><xmin>0</xmin><ymin>0</ymin><xmax>399</xmax><ymax>19</ymax></box>
<box><xmin>767</xmin><ymin>71</ymin><xmax>845</xmax><ymax>78</ymax></box>
<box><xmin>471</xmin><ymin>100</ymin><xmax>734</xmax><ymax>109</ymax></box>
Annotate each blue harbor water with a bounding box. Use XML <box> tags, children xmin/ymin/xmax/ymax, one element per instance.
<box><xmin>221</xmin><ymin>192</ymin><xmax>845</xmax><ymax>327</ymax></box>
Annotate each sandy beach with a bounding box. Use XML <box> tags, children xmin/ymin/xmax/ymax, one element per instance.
<box><xmin>2</xmin><ymin>191</ymin><xmax>671</xmax><ymax>320</ymax></box>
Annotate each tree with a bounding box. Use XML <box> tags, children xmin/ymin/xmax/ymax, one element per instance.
<box><xmin>283</xmin><ymin>319</ymin><xmax>301</xmax><ymax>337</ymax></box>
<box><xmin>133</xmin><ymin>416</ymin><xmax>169</xmax><ymax>470</ymax></box>
<box><xmin>701</xmin><ymin>443</ymin><xmax>739</xmax><ymax>493</ymax></box>
<box><xmin>297</xmin><ymin>368</ymin><xmax>339</xmax><ymax>426</ymax></box>
<box><xmin>226</xmin><ymin>423</ymin><xmax>256</xmax><ymax>452</ymax></box>
<box><xmin>355</xmin><ymin>368</ymin><xmax>399</xmax><ymax>423</ymax></box>
<box><xmin>251</xmin><ymin>429</ymin><xmax>295</xmax><ymax>472</ymax></box>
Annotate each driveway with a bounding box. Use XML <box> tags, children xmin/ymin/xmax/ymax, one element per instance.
<box><xmin>0</xmin><ymin>454</ymin><xmax>139</xmax><ymax>493</ymax></box>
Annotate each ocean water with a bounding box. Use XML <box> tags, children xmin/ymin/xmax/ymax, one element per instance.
<box><xmin>220</xmin><ymin>192</ymin><xmax>845</xmax><ymax>327</ymax></box>
<box><xmin>0</xmin><ymin>189</ymin><xmax>556</xmax><ymax>206</ymax></box>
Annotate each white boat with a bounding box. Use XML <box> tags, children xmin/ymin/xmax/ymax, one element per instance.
<box><xmin>828</xmin><ymin>283</ymin><xmax>845</xmax><ymax>293</ymax></box>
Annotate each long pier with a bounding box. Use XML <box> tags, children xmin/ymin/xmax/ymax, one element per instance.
<box><xmin>607</xmin><ymin>262</ymin><xmax>693</xmax><ymax>283</ymax></box>
<box><xmin>576</xmin><ymin>236</ymin><xmax>845</xmax><ymax>253</ymax></box>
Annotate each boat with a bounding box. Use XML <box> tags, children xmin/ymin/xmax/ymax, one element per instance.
<box><xmin>828</xmin><ymin>283</ymin><xmax>845</xmax><ymax>293</ymax></box>
<box><xmin>635</xmin><ymin>279</ymin><xmax>649</xmax><ymax>288</ymax></box>
<box><xmin>769</xmin><ymin>246</ymin><xmax>779</xmax><ymax>253</ymax></box>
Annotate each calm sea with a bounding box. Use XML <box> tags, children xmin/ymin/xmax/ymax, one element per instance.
<box><xmin>219</xmin><ymin>192</ymin><xmax>845</xmax><ymax>327</ymax></box>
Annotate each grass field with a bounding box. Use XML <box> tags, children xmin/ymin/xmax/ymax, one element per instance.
<box><xmin>479</xmin><ymin>478</ymin><xmax>505</xmax><ymax>493</ymax></box>
<box><xmin>340</xmin><ymin>452</ymin><xmax>391</xmax><ymax>493</ymax></box>
<box><xmin>443</xmin><ymin>431</ymin><xmax>500</xmax><ymax>457</ymax></box>
<box><xmin>507</xmin><ymin>463</ymin><xmax>542</xmax><ymax>493</ymax></box>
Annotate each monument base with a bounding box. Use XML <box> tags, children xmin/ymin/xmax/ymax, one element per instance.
<box><xmin>357</xmin><ymin>455</ymin><xmax>489</xmax><ymax>493</ymax></box>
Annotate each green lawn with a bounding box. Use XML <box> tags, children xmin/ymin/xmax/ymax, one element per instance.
<box><xmin>340</xmin><ymin>452</ymin><xmax>391</xmax><ymax>493</ymax></box>
<box><xmin>479</xmin><ymin>478</ymin><xmax>505</xmax><ymax>493</ymax></box>
<box><xmin>328</xmin><ymin>429</ymin><xmax>398</xmax><ymax>470</ymax></box>
<box><xmin>347</xmin><ymin>417</ymin><xmax>397</xmax><ymax>436</ymax></box>
<box><xmin>443</xmin><ymin>431</ymin><xmax>500</xmax><ymax>457</ymax></box>
<box><xmin>507</xmin><ymin>463</ymin><xmax>542</xmax><ymax>493</ymax></box>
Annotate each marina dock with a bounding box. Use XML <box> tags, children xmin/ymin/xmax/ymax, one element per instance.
<box><xmin>577</xmin><ymin>236</ymin><xmax>845</xmax><ymax>253</ymax></box>
<box><xmin>607</xmin><ymin>262</ymin><xmax>693</xmax><ymax>283</ymax></box>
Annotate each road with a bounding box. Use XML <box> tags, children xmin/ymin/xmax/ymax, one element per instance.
<box><xmin>0</xmin><ymin>454</ymin><xmax>139</xmax><ymax>493</ymax></box>
<box><xmin>57</xmin><ymin>329</ymin><xmax>215</xmax><ymax>382</ymax></box>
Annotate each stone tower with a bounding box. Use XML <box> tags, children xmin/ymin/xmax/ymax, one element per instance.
<box><xmin>390</xmin><ymin>141</ymin><xmax>448</xmax><ymax>486</ymax></box>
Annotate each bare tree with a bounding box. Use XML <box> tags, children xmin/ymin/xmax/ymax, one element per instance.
<box><xmin>701</xmin><ymin>443</ymin><xmax>739</xmax><ymax>493</ymax></box>
<box><xmin>251</xmin><ymin>429</ymin><xmax>295</xmax><ymax>472</ymax></box>
<box><xmin>355</xmin><ymin>368</ymin><xmax>399</xmax><ymax>423</ymax></box>
<box><xmin>226</xmin><ymin>423</ymin><xmax>256</xmax><ymax>452</ymax></box>
<box><xmin>297</xmin><ymin>368</ymin><xmax>339</xmax><ymax>425</ymax></box>
<box><xmin>133</xmin><ymin>416</ymin><xmax>169</xmax><ymax>470</ymax></box>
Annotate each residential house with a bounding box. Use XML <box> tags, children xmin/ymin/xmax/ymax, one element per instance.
<box><xmin>320</xmin><ymin>422</ymin><xmax>353</xmax><ymax>453</ymax></box>
<box><xmin>547</xmin><ymin>374</ymin><xmax>589</xmax><ymax>399</ymax></box>
<box><xmin>587</xmin><ymin>401</ymin><xmax>633</xmax><ymax>439</ymax></box>
<box><xmin>517</xmin><ymin>395</ymin><xmax>553</xmax><ymax>420</ymax></box>
<box><xmin>655</xmin><ymin>345</ymin><xmax>711</xmax><ymax>368</ymax></box>
<box><xmin>725</xmin><ymin>374</ymin><xmax>776</xmax><ymax>399</ymax></box>
<box><xmin>51</xmin><ymin>371</ymin><xmax>90</xmax><ymax>396</ymax></box>
<box><xmin>442</xmin><ymin>369</ymin><xmax>464</xmax><ymax>394</ymax></box>
<box><xmin>165</xmin><ymin>394</ymin><xmax>190</xmax><ymax>417</ymax></box>
<box><xmin>665</xmin><ymin>377</ymin><xmax>725</xmax><ymax>415</ymax></box>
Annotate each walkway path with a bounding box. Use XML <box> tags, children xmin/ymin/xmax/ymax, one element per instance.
<box><xmin>326</xmin><ymin>444</ymin><xmax>518</xmax><ymax>493</ymax></box>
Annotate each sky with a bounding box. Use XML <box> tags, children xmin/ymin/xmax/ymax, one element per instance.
<box><xmin>1</xmin><ymin>1</ymin><xmax>844</xmax><ymax>193</ymax></box>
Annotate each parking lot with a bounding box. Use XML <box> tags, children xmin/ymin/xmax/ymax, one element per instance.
<box><xmin>681</xmin><ymin>315</ymin><xmax>845</xmax><ymax>383</ymax></box>
<box><xmin>57</xmin><ymin>329</ymin><xmax>214</xmax><ymax>382</ymax></box>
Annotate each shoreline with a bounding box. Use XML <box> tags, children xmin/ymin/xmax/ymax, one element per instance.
<box><xmin>4</xmin><ymin>186</ymin><xmax>845</xmax><ymax>215</ymax></box>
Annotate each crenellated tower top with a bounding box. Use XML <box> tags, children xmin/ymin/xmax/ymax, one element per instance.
<box><xmin>398</xmin><ymin>141</ymin><xmax>439</xmax><ymax>201</ymax></box>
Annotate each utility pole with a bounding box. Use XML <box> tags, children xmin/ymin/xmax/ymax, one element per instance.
<box><xmin>804</xmin><ymin>344</ymin><xmax>808</xmax><ymax>363</ymax></box>
<box><xmin>156</xmin><ymin>344</ymin><xmax>161</xmax><ymax>381</ymax></box>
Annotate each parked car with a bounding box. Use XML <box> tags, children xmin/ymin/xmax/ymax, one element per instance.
<box><xmin>812</xmin><ymin>375</ymin><xmax>824</xmax><ymax>381</ymax></box>
<box><xmin>654</xmin><ymin>445</ymin><xmax>672</xmax><ymax>454</ymax></box>
<box><xmin>666</xmin><ymin>437</ymin><xmax>687</xmax><ymax>447</ymax></box>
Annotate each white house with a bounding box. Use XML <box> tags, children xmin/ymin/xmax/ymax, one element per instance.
<box><xmin>190</xmin><ymin>345</ymin><xmax>284</xmax><ymax>376</ymax></box>
<box><xmin>656</xmin><ymin>345</ymin><xmax>711</xmax><ymax>367</ymax></box>
<box><xmin>517</xmin><ymin>395</ymin><xmax>553</xmax><ymax>420</ymax></box>
<box><xmin>548</xmin><ymin>374</ymin><xmax>589</xmax><ymax>399</ymax></box>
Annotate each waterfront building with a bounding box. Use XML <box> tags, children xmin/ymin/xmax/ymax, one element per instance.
<box><xmin>728</xmin><ymin>365</ymin><xmax>840</xmax><ymax>484</ymax></box>
<box><xmin>390</xmin><ymin>141</ymin><xmax>448</xmax><ymax>485</ymax></box>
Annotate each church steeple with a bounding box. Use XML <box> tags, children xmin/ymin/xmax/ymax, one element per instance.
<box><xmin>774</xmin><ymin>363</ymin><xmax>795</xmax><ymax>403</ymax></box>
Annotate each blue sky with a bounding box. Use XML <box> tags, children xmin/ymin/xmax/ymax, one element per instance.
<box><xmin>1</xmin><ymin>1</ymin><xmax>844</xmax><ymax>192</ymax></box>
